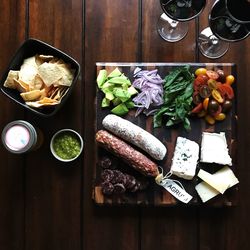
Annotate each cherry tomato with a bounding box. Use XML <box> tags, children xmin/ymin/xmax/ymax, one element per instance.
<box><xmin>210</xmin><ymin>104</ymin><xmax>222</xmax><ymax>117</ymax></box>
<box><xmin>203</xmin><ymin>97</ymin><xmax>209</xmax><ymax>111</ymax></box>
<box><xmin>226</xmin><ymin>75</ymin><xmax>235</xmax><ymax>85</ymax></box>
<box><xmin>205</xmin><ymin>115</ymin><xmax>215</xmax><ymax>125</ymax></box>
<box><xmin>199</xmin><ymin>85</ymin><xmax>211</xmax><ymax>98</ymax></box>
<box><xmin>218</xmin><ymin>84</ymin><xmax>234</xmax><ymax>99</ymax></box>
<box><xmin>196</xmin><ymin>74</ymin><xmax>209</xmax><ymax>85</ymax></box>
<box><xmin>212</xmin><ymin>89</ymin><xmax>224</xmax><ymax>103</ymax></box>
<box><xmin>207</xmin><ymin>79</ymin><xmax>218</xmax><ymax>89</ymax></box>
<box><xmin>193</xmin><ymin>91</ymin><xmax>202</xmax><ymax>104</ymax></box>
<box><xmin>206</xmin><ymin>70</ymin><xmax>219</xmax><ymax>80</ymax></box>
<box><xmin>214</xmin><ymin>113</ymin><xmax>226</xmax><ymax>121</ymax></box>
<box><xmin>195</xmin><ymin>68</ymin><xmax>207</xmax><ymax>76</ymax></box>
<box><xmin>191</xmin><ymin>103</ymin><xmax>203</xmax><ymax>114</ymax></box>
<box><xmin>197</xmin><ymin>110</ymin><xmax>206</xmax><ymax>117</ymax></box>
<box><xmin>216</xmin><ymin>69</ymin><xmax>226</xmax><ymax>83</ymax></box>
<box><xmin>222</xmin><ymin>100</ymin><xmax>232</xmax><ymax>113</ymax></box>
<box><xmin>207</xmin><ymin>99</ymin><xmax>220</xmax><ymax>115</ymax></box>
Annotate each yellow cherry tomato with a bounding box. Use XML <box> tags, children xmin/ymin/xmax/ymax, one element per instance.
<box><xmin>207</xmin><ymin>79</ymin><xmax>218</xmax><ymax>89</ymax></box>
<box><xmin>195</xmin><ymin>68</ymin><xmax>207</xmax><ymax>76</ymax></box>
<box><xmin>203</xmin><ymin>97</ymin><xmax>209</xmax><ymax>111</ymax></box>
<box><xmin>212</xmin><ymin>89</ymin><xmax>224</xmax><ymax>103</ymax></box>
<box><xmin>214</xmin><ymin>113</ymin><xmax>226</xmax><ymax>121</ymax></box>
<box><xmin>226</xmin><ymin>75</ymin><xmax>235</xmax><ymax>85</ymax></box>
<box><xmin>205</xmin><ymin>115</ymin><xmax>215</xmax><ymax>125</ymax></box>
<box><xmin>197</xmin><ymin>110</ymin><xmax>206</xmax><ymax>118</ymax></box>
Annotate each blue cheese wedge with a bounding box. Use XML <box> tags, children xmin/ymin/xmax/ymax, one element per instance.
<box><xmin>195</xmin><ymin>166</ymin><xmax>239</xmax><ymax>202</ymax></box>
<box><xmin>200</xmin><ymin>132</ymin><xmax>232</xmax><ymax>166</ymax></box>
<box><xmin>170</xmin><ymin>137</ymin><xmax>199</xmax><ymax>180</ymax></box>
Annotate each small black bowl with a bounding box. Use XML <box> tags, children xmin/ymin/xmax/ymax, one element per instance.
<box><xmin>0</xmin><ymin>38</ymin><xmax>80</xmax><ymax>117</ymax></box>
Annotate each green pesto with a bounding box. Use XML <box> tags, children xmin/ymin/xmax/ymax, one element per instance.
<box><xmin>53</xmin><ymin>132</ymin><xmax>81</xmax><ymax>160</ymax></box>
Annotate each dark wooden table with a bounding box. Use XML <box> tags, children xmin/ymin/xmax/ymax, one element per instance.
<box><xmin>0</xmin><ymin>0</ymin><xmax>249</xmax><ymax>249</ymax></box>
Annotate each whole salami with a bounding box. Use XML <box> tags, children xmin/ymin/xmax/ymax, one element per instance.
<box><xmin>96</xmin><ymin>130</ymin><xmax>159</xmax><ymax>177</ymax></box>
<box><xmin>102</xmin><ymin>114</ymin><xmax>167</xmax><ymax>160</ymax></box>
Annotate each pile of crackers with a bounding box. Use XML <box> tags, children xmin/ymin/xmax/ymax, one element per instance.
<box><xmin>4</xmin><ymin>54</ymin><xmax>75</xmax><ymax>108</ymax></box>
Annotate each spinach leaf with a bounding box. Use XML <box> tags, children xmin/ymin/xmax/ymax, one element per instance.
<box><xmin>153</xmin><ymin>65</ymin><xmax>194</xmax><ymax>131</ymax></box>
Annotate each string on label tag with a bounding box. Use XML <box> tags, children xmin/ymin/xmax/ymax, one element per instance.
<box><xmin>155</xmin><ymin>167</ymin><xmax>193</xmax><ymax>204</ymax></box>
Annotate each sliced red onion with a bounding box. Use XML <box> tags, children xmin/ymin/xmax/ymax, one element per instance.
<box><xmin>132</xmin><ymin>67</ymin><xmax>164</xmax><ymax>116</ymax></box>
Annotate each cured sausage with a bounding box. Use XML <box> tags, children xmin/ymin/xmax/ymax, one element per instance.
<box><xmin>96</xmin><ymin>130</ymin><xmax>159</xmax><ymax>177</ymax></box>
<box><xmin>102</xmin><ymin>114</ymin><xmax>167</xmax><ymax>160</ymax></box>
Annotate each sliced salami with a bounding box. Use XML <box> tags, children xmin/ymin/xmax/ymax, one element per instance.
<box><xmin>113</xmin><ymin>183</ymin><xmax>126</xmax><ymax>194</ymax></box>
<box><xmin>101</xmin><ymin>181</ymin><xmax>114</xmax><ymax>195</ymax></box>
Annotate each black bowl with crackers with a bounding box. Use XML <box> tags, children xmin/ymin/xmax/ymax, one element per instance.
<box><xmin>0</xmin><ymin>38</ymin><xmax>80</xmax><ymax>117</ymax></box>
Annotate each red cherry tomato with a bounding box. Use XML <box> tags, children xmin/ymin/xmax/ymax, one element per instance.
<box><xmin>206</xmin><ymin>70</ymin><xmax>219</xmax><ymax>80</ymax></box>
<box><xmin>191</xmin><ymin>103</ymin><xmax>203</xmax><ymax>114</ymax></box>
<box><xmin>217</xmin><ymin>84</ymin><xmax>234</xmax><ymax>100</ymax></box>
<box><xmin>196</xmin><ymin>74</ymin><xmax>209</xmax><ymax>84</ymax></box>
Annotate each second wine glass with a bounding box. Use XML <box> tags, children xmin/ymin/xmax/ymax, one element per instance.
<box><xmin>198</xmin><ymin>0</ymin><xmax>250</xmax><ymax>59</ymax></box>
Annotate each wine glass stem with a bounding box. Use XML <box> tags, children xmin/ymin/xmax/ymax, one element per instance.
<box><xmin>169</xmin><ymin>20</ymin><xmax>178</xmax><ymax>33</ymax></box>
<box><xmin>210</xmin><ymin>35</ymin><xmax>219</xmax><ymax>45</ymax></box>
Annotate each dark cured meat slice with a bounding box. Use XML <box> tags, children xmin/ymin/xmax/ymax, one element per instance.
<box><xmin>124</xmin><ymin>174</ymin><xmax>137</xmax><ymax>190</ymax></box>
<box><xmin>101</xmin><ymin>181</ymin><xmax>114</xmax><ymax>195</ymax></box>
<box><xmin>98</xmin><ymin>157</ymin><xmax>112</xmax><ymax>169</ymax></box>
<box><xmin>101</xmin><ymin>169</ymin><xmax>114</xmax><ymax>182</ymax></box>
<box><xmin>95</xmin><ymin>130</ymin><xmax>159</xmax><ymax>177</ymax></box>
<box><xmin>113</xmin><ymin>183</ymin><xmax>126</xmax><ymax>194</ymax></box>
<box><xmin>111</xmin><ymin>170</ymin><xmax>126</xmax><ymax>185</ymax></box>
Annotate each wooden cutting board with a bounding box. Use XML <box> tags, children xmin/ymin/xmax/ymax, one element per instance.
<box><xmin>93</xmin><ymin>62</ymin><xmax>238</xmax><ymax>207</ymax></box>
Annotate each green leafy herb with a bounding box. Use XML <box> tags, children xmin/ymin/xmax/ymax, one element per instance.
<box><xmin>153</xmin><ymin>66</ymin><xmax>194</xmax><ymax>131</ymax></box>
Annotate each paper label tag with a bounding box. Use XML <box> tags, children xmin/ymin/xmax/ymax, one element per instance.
<box><xmin>159</xmin><ymin>179</ymin><xmax>193</xmax><ymax>203</ymax></box>
<box><xmin>155</xmin><ymin>172</ymin><xmax>193</xmax><ymax>204</ymax></box>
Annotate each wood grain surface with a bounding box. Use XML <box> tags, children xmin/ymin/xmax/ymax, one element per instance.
<box><xmin>0</xmin><ymin>0</ymin><xmax>249</xmax><ymax>250</ymax></box>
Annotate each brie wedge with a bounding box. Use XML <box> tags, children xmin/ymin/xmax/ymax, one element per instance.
<box><xmin>200</xmin><ymin>132</ymin><xmax>232</xmax><ymax>166</ymax></box>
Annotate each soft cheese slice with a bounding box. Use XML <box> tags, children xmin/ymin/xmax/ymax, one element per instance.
<box><xmin>171</xmin><ymin>137</ymin><xmax>199</xmax><ymax>180</ymax></box>
<box><xmin>200</xmin><ymin>132</ymin><xmax>232</xmax><ymax>166</ymax></box>
<box><xmin>195</xmin><ymin>166</ymin><xmax>239</xmax><ymax>203</ymax></box>
<box><xmin>197</xmin><ymin>169</ymin><xmax>230</xmax><ymax>194</ymax></box>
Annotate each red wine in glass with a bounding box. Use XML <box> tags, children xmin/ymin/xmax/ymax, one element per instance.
<box><xmin>161</xmin><ymin>0</ymin><xmax>206</xmax><ymax>21</ymax></box>
<box><xmin>198</xmin><ymin>0</ymin><xmax>250</xmax><ymax>59</ymax></box>
<box><xmin>209</xmin><ymin>0</ymin><xmax>250</xmax><ymax>42</ymax></box>
<box><xmin>226</xmin><ymin>0</ymin><xmax>250</xmax><ymax>24</ymax></box>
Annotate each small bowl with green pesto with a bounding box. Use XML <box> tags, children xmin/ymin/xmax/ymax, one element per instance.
<box><xmin>50</xmin><ymin>129</ymin><xmax>83</xmax><ymax>162</ymax></box>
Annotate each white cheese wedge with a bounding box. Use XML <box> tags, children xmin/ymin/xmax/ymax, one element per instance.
<box><xmin>197</xmin><ymin>169</ymin><xmax>230</xmax><ymax>194</ymax></box>
<box><xmin>170</xmin><ymin>137</ymin><xmax>199</xmax><ymax>180</ymax></box>
<box><xmin>195</xmin><ymin>166</ymin><xmax>239</xmax><ymax>203</ymax></box>
<box><xmin>200</xmin><ymin>132</ymin><xmax>232</xmax><ymax>166</ymax></box>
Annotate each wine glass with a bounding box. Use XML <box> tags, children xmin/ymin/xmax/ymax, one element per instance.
<box><xmin>198</xmin><ymin>0</ymin><xmax>250</xmax><ymax>59</ymax></box>
<box><xmin>157</xmin><ymin>0</ymin><xmax>207</xmax><ymax>42</ymax></box>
